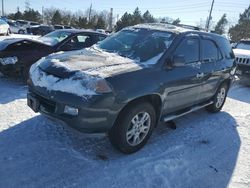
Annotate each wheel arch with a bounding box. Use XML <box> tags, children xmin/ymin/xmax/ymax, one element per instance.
<box><xmin>114</xmin><ymin>94</ymin><xmax>163</xmax><ymax>128</ymax></box>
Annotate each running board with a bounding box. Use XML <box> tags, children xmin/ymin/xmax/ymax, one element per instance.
<box><xmin>163</xmin><ymin>101</ymin><xmax>213</xmax><ymax>122</ymax></box>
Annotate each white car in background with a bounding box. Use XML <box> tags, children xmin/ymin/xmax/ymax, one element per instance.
<box><xmin>233</xmin><ymin>39</ymin><xmax>250</xmax><ymax>79</ymax></box>
<box><xmin>0</xmin><ymin>19</ymin><xmax>10</xmax><ymax>35</ymax></box>
<box><xmin>16</xmin><ymin>20</ymin><xmax>40</xmax><ymax>28</ymax></box>
<box><xmin>7</xmin><ymin>20</ymin><xmax>26</xmax><ymax>34</ymax></box>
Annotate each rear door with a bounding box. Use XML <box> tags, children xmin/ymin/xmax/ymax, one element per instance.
<box><xmin>162</xmin><ymin>36</ymin><xmax>203</xmax><ymax>114</ymax></box>
<box><xmin>198</xmin><ymin>38</ymin><xmax>223</xmax><ymax>101</ymax></box>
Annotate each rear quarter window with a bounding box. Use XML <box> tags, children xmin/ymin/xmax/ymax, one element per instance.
<box><xmin>217</xmin><ymin>37</ymin><xmax>234</xmax><ymax>59</ymax></box>
<box><xmin>201</xmin><ymin>39</ymin><xmax>221</xmax><ymax>62</ymax></box>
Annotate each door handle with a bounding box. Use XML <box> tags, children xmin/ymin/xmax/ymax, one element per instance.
<box><xmin>196</xmin><ymin>72</ymin><xmax>204</xmax><ymax>78</ymax></box>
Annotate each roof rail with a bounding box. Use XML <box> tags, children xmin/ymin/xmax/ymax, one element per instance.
<box><xmin>160</xmin><ymin>21</ymin><xmax>204</xmax><ymax>31</ymax></box>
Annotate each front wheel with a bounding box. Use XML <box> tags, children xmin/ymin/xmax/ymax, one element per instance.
<box><xmin>18</xmin><ymin>30</ymin><xmax>25</xmax><ymax>34</ymax></box>
<box><xmin>109</xmin><ymin>102</ymin><xmax>156</xmax><ymax>154</ymax></box>
<box><xmin>206</xmin><ymin>83</ymin><xmax>228</xmax><ymax>113</ymax></box>
<box><xmin>6</xmin><ymin>29</ymin><xmax>11</xmax><ymax>35</ymax></box>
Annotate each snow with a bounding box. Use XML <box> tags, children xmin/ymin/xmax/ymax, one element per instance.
<box><xmin>30</xmin><ymin>46</ymin><xmax>165</xmax><ymax>97</ymax></box>
<box><xmin>132</xmin><ymin>23</ymin><xmax>190</xmax><ymax>33</ymax></box>
<box><xmin>29</xmin><ymin>47</ymin><xmax>147</xmax><ymax>96</ymax></box>
<box><xmin>30</xmin><ymin>64</ymin><xmax>97</xmax><ymax>97</ymax></box>
<box><xmin>0</xmin><ymin>34</ymin><xmax>40</xmax><ymax>41</ymax></box>
<box><xmin>0</xmin><ymin>78</ymin><xmax>250</xmax><ymax>187</ymax></box>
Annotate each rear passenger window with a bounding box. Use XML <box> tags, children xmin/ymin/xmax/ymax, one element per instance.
<box><xmin>202</xmin><ymin>39</ymin><xmax>220</xmax><ymax>62</ymax></box>
<box><xmin>174</xmin><ymin>38</ymin><xmax>199</xmax><ymax>64</ymax></box>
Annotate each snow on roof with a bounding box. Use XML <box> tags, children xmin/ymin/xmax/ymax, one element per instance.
<box><xmin>131</xmin><ymin>23</ymin><xmax>191</xmax><ymax>33</ymax></box>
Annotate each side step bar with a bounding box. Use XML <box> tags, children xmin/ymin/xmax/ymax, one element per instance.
<box><xmin>163</xmin><ymin>101</ymin><xmax>213</xmax><ymax>122</ymax></box>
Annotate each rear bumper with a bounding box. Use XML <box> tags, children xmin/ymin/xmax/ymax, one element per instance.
<box><xmin>27</xmin><ymin>85</ymin><xmax>122</xmax><ymax>133</ymax></box>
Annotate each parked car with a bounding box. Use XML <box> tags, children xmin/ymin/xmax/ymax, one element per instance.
<box><xmin>64</xmin><ymin>26</ymin><xmax>74</xmax><ymax>29</ymax></box>
<box><xmin>27</xmin><ymin>25</ymin><xmax>54</xmax><ymax>36</ymax></box>
<box><xmin>0</xmin><ymin>19</ymin><xmax>10</xmax><ymax>35</ymax></box>
<box><xmin>96</xmin><ymin>29</ymin><xmax>106</xmax><ymax>34</ymax></box>
<box><xmin>16</xmin><ymin>20</ymin><xmax>40</xmax><ymax>28</ymax></box>
<box><xmin>233</xmin><ymin>39</ymin><xmax>250</xmax><ymax>79</ymax></box>
<box><xmin>27</xmin><ymin>23</ymin><xmax>236</xmax><ymax>154</ymax></box>
<box><xmin>53</xmin><ymin>25</ymin><xmax>64</xmax><ymax>30</ymax></box>
<box><xmin>7</xmin><ymin>20</ymin><xmax>26</xmax><ymax>34</ymax></box>
<box><xmin>0</xmin><ymin>29</ymin><xmax>107</xmax><ymax>80</ymax></box>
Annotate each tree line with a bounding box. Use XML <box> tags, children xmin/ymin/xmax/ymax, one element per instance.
<box><xmin>5</xmin><ymin>3</ymin><xmax>250</xmax><ymax>41</ymax></box>
<box><xmin>7</xmin><ymin>7</ymin><xmax>109</xmax><ymax>30</ymax></box>
<box><xmin>6</xmin><ymin>6</ymin><xmax>180</xmax><ymax>31</ymax></box>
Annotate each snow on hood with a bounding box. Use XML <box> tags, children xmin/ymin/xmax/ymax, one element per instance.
<box><xmin>45</xmin><ymin>46</ymin><xmax>143</xmax><ymax>77</ymax></box>
<box><xmin>30</xmin><ymin>46</ymin><xmax>161</xmax><ymax>97</ymax></box>
<box><xmin>233</xmin><ymin>49</ymin><xmax>250</xmax><ymax>58</ymax></box>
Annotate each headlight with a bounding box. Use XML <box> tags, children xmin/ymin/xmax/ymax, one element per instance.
<box><xmin>85</xmin><ymin>78</ymin><xmax>113</xmax><ymax>94</ymax></box>
<box><xmin>95</xmin><ymin>79</ymin><xmax>113</xmax><ymax>93</ymax></box>
<box><xmin>0</xmin><ymin>56</ymin><xmax>18</xmax><ymax>65</ymax></box>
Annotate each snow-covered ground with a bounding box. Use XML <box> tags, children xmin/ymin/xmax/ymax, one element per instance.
<box><xmin>0</xmin><ymin>78</ymin><xmax>250</xmax><ymax>188</ymax></box>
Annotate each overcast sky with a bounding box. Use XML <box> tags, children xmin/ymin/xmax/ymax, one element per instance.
<box><xmin>3</xmin><ymin>0</ymin><xmax>250</xmax><ymax>26</ymax></box>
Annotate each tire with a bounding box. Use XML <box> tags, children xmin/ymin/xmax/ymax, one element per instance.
<box><xmin>22</xmin><ymin>66</ymin><xmax>30</xmax><ymax>82</ymax></box>
<box><xmin>206</xmin><ymin>83</ymin><xmax>228</xmax><ymax>113</ymax></box>
<box><xmin>109</xmin><ymin>102</ymin><xmax>156</xmax><ymax>154</ymax></box>
<box><xmin>6</xmin><ymin>29</ymin><xmax>11</xmax><ymax>36</ymax></box>
<box><xmin>18</xmin><ymin>30</ymin><xmax>25</xmax><ymax>34</ymax></box>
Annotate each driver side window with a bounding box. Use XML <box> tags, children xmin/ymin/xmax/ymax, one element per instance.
<box><xmin>61</xmin><ymin>34</ymin><xmax>93</xmax><ymax>51</ymax></box>
<box><xmin>174</xmin><ymin>38</ymin><xmax>199</xmax><ymax>64</ymax></box>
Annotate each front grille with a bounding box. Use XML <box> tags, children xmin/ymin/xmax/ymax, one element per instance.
<box><xmin>36</xmin><ymin>94</ymin><xmax>56</xmax><ymax>113</ymax></box>
<box><xmin>236</xmin><ymin>57</ymin><xmax>250</xmax><ymax>65</ymax></box>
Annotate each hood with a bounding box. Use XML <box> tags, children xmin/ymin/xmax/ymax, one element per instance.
<box><xmin>38</xmin><ymin>47</ymin><xmax>143</xmax><ymax>79</ymax></box>
<box><xmin>30</xmin><ymin>46</ymin><xmax>160</xmax><ymax>97</ymax></box>
<box><xmin>233</xmin><ymin>49</ymin><xmax>250</xmax><ymax>58</ymax></box>
<box><xmin>0</xmin><ymin>37</ymin><xmax>51</xmax><ymax>51</ymax></box>
<box><xmin>0</xmin><ymin>38</ymin><xmax>25</xmax><ymax>51</ymax></box>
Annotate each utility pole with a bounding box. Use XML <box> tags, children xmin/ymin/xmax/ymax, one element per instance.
<box><xmin>88</xmin><ymin>3</ymin><xmax>92</xmax><ymax>22</ymax></box>
<box><xmin>109</xmin><ymin>8</ymin><xmax>113</xmax><ymax>31</ymax></box>
<box><xmin>2</xmin><ymin>0</ymin><xmax>4</xmax><ymax>17</ymax></box>
<box><xmin>42</xmin><ymin>6</ymin><xmax>44</xmax><ymax>24</ymax></box>
<box><xmin>206</xmin><ymin>0</ymin><xmax>215</xmax><ymax>31</ymax></box>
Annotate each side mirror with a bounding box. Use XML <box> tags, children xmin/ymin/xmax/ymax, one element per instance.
<box><xmin>60</xmin><ymin>43</ymin><xmax>73</xmax><ymax>51</ymax></box>
<box><xmin>172</xmin><ymin>55</ymin><xmax>185</xmax><ymax>67</ymax></box>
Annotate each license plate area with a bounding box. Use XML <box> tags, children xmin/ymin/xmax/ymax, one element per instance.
<box><xmin>27</xmin><ymin>94</ymin><xmax>40</xmax><ymax>113</ymax></box>
<box><xmin>236</xmin><ymin>70</ymin><xmax>242</xmax><ymax>75</ymax></box>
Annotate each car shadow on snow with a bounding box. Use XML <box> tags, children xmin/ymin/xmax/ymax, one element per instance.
<box><xmin>0</xmin><ymin>78</ymin><xmax>27</xmax><ymax>104</ymax></box>
<box><xmin>228</xmin><ymin>84</ymin><xmax>250</xmax><ymax>104</ymax></box>
<box><xmin>0</xmin><ymin>110</ymin><xmax>241</xmax><ymax>188</ymax></box>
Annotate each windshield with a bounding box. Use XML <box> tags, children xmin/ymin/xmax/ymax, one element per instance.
<box><xmin>39</xmin><ymin>30</ymin><xmax>71</xmax><ymax>46</ymax></box>
<box><xmin>236</xmin><ymin>41</ymin><xmax>250</xmax><ymax>50</ymax></box>
<box><xmin>98</xmin><ymin>29</ymin><xmax>174</xmax><ymax>63</ymax></box>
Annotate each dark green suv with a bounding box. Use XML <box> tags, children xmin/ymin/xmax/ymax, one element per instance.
<box><xmin>27</xmin><ymin>23</ymin><xmax>236</xmax><ymax>153</ymax></box>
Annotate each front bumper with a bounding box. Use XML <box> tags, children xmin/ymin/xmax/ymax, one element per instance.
<box><xmin>27</xmin><ymin>85</ymin><xmax>122</xmax><ymax>133</ymax></box>
<box><xmin>236</xmin><ymin>64</ymin><xmax>250</xmax><ymax>79</ymax></box>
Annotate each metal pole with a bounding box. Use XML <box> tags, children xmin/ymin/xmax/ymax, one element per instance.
<box><xmin>88</xmin><ymin>3</ymin><xmax>92</xmax><ymax>22</ymax></box>
<box><xmin>109</xmin><ymin>8</ymin><xmax>113</xmax><ymax>31</ymax></box>
<box><xmin>42</xmin><ymin>6</ymin><xmax>44</xmax><ymax>24</ymax></box>
<box><xmin>2</xmin><ymin>0</ymin><xmax>4</xmax><ymax>17</ymax></box>
<box><xmin>206</xmin><ymin>0</ymin><xmax>215</xmax><ymax>31</ymax></box>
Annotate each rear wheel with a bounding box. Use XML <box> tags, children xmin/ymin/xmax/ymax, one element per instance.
<box><xmin>206</xmin><ymin>83</ymin><xmax>228</xmax><ymax>113</ymax></box>
<box><xmin>109</xmin><ymin>102</ymin><xmax>156</xmax><ymax>154</ymax></box>
<box><xmin>22</xmin><ymin>66</ymin><xmax>30</xmax><ymax>82</ymax></box>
